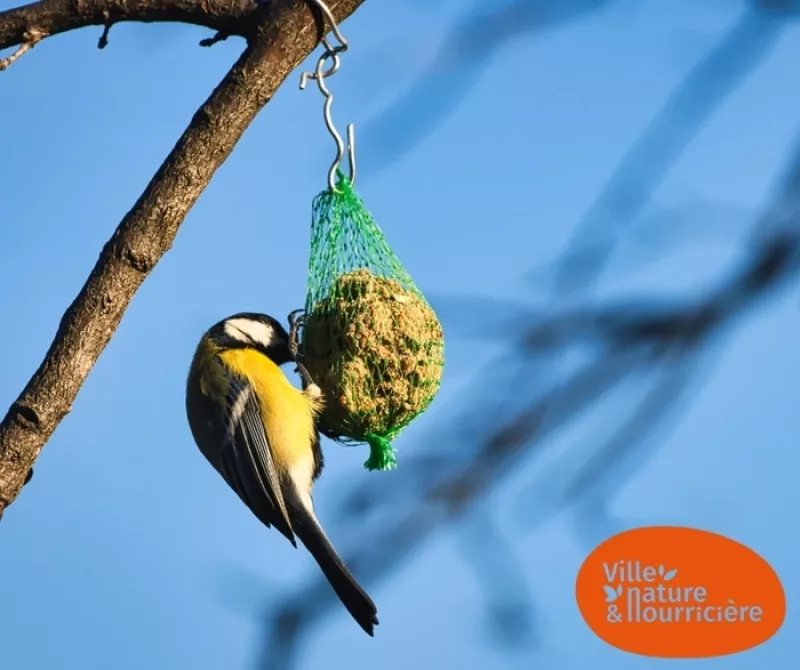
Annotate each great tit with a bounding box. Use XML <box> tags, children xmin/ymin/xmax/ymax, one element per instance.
<box><xmin>185</xmin><ymin>312</ymin><xmax>379</xmax><ymax>635</ymax></box>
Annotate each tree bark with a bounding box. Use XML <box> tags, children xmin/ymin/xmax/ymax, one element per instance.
<box><xmin>0</xmin><ymin>0</ymin><xmax>366</xmax><ymax>518</ymax></box>
<box><xmin>0</xmin><ymin>0</ymin><xmax>256</xmax><ymax>50</ymax></box>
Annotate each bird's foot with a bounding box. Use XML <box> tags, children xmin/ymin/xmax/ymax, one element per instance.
<box><xmin>287</xmin><ymin>309</ymin><xmax>307</xmax><ymax>361</ymax></box>
<box><xmin>288</xmin><ymin>309</ymin><xmax>317</xmax><ymax>389</ymax></box>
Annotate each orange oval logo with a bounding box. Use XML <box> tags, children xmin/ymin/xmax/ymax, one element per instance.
<box><xmin>575</xmin><ymin>526</ymin><xmax>786</xmax><ymax>658</ymax></box>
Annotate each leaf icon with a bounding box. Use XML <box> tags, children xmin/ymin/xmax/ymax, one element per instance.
<box><xmin>658</xmin><ymin>564</ymin><xmax>665</xmax><ymax>577</ymax></box>
<box><xmin>604</xmin><ymin>585</ymin><xmax>619</xmax><ymax>602</ymax></box>
<box><xmin>663</xmin><ymin>568</ymin><xmax>678</xmax><ymax>581</ymax></box>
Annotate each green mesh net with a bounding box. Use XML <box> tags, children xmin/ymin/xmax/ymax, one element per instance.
<box><xmin>301</xmin><ymin>171</ymin><xmax>445</xmax><ymax>471</ymax></box>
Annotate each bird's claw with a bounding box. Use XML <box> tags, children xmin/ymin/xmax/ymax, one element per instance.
<box><xmin>287</xmin><ymin>309</ymin><xmax>307</xmax><ymax>361</ymax></box>
<box><xmin>287</xmin><ymin>309</ymin><xmax>315</xmax><ymax>389</ymax></box>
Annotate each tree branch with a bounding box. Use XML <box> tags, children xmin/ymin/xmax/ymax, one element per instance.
<box><xmin>0</xmin><ymin>0</ymin><xmax>260</xmax><ymax>53</ymax></box>
<box><xmin>0</xmin><ymin>0</ymin><xmax>366</xmax><ymax>518</ymax></box>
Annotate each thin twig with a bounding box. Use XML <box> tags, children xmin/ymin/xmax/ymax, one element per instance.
<box><xmin>0</xmin><ymin>30</ymin><xmax>42</xmax><ymax>70</ymax></box>
<box><xmin>97</xmin><ymin>23</ymin><xmax>111</xmax><ymax>49</ymax></box>
<box><xmin>199</xmin><ymin>31</ymin><xmax>230</xmax><ymax>47</ymax></box>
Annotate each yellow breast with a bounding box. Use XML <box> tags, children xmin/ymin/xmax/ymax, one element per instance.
<box><xmin>218</xmin><ymin>348</ymin><xmax>320</xmax><ymax>471</ymax></box>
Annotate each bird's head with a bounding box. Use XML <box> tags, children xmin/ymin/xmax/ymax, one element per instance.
<box><xmin>207</xmin><ymin>312</ymin><xmax>293</xmax><ymax>365</ymax></box>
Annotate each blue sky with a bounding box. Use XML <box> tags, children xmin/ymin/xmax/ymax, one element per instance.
<box><xmin>2</xmin><ymin>1</ymin><xmax>799</xmax><ymax>668</ymax></box>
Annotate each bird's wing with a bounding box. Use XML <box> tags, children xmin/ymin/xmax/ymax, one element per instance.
<box><xmin>218</xmin><ymin>373</ymin><xmax>296</xmax><ymax>545</ymax></box>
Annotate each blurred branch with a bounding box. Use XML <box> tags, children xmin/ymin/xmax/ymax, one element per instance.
<box><xmin>543</xmin><ymin>7</ymin><xmax>785</xmax><ymax>296</ymax></box>
<box><xmin>358</xmin><ymin>0</ymin><xmax>614</xmax><ymax>177</ymax></box>
<box><xmin>0</xmin><ymin>0</ymin><xmax>368</xmax><ymax>518</ymax></box>
<box><xmin>426</xmin><ymin>295</ymin><xmax>539</xmax><ymax>343</ymax></box>
<box><xmin>453</xmin><ymin>507</ymin><xmax>535</xmax><ymax>650</ymax></box>
<box><xmin>523</xmin><ymin>350</ymin><xmax>702</xmax><ymax>551</ymax></box>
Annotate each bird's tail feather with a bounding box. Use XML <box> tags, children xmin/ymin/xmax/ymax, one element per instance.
<box><xmin>292</xmin><ymin>507</ymin><xmax>379</xmax><ymax>636</ymax></box>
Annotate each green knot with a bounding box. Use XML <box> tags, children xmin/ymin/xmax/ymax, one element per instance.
<box><xmin>332</xmin><ymin>168</ymin><xmax>355</xmax><ymax>194</ymax></box>
<box><xmin>363</xmin><ymin>433</ymin><xmax>398</xmax><ymax>471</ymax></box>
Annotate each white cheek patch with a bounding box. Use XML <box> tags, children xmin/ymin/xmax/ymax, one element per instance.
<box><xmin>224</xmin><ymin>318</ymin><xmax>275</xmax><ymax>348</ymax></box>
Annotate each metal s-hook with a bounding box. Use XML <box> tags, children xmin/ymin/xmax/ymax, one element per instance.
<box><xmin>299</xmin><ymin>0</ymin><xmax>356</xmax><ymax>192</ymax></box>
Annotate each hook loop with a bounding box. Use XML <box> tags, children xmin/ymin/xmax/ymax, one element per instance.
<box><xmin>299</xmin><ymin>1</ymin><xmax>356</xmax><ymax>192</ymax></box>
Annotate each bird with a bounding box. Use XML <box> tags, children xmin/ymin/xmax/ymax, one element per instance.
<box><xmin>185</xmin><ymin>311</ymin><xmax>379</xmax><ymax>635</ymax></box>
